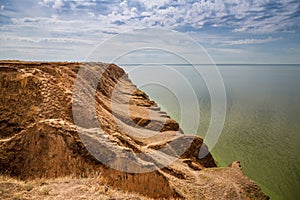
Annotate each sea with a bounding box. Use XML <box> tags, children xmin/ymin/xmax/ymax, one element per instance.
<box><xmin>121</xmin><ymin>64</ymin><xmax>300</xmax><ymax>200</ymax></box>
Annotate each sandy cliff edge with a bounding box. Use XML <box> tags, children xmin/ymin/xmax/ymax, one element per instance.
<box><xmin>0</xmin><ymin>61</ymin><xmax>269</xmax><ymax>199</ymax></box>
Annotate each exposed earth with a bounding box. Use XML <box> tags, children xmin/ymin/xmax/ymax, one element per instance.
<box><xmin>0</xmin><ymin>61</ymin><xmax>269</xmax><ymax>199</ymax></box>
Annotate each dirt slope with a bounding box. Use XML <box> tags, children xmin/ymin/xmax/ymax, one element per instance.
<box><xmin>0</xmin><ymin>61</ymin><xmax>269</xmax><ymax>199</ymax></box>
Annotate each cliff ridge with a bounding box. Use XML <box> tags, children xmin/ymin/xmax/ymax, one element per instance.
<box><xmin>0</xmin><ymin>61</ymin><xmax>268</xmax><ymax>199</ymax></box>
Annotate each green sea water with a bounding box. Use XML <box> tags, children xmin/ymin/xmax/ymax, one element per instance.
<box><xmin>122</xmin><ymin>64</ymin><xmax>300</xmax><ymax>200</ymax></box>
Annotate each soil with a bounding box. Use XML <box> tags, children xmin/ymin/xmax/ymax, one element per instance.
<box><xmin>0</xmin><ymin>61</ymin><xmax>269</xmax><ymax>199</ymax></box>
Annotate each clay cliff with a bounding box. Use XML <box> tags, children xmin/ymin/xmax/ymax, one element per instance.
<box><xmin>0</xmin><ymin>61</ymin><xmax>269</xmax><ymax>199</ymax></box>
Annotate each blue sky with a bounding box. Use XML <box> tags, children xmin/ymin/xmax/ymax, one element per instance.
<box><xmin>0</xmin><ymin>0</ymin><xmax>300</xmax><ymax>63</ymax></box>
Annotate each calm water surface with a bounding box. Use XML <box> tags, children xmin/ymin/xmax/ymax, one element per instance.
<box><xmin>122</xmin><ymin>64</ymin><xmax>300</xmax><ymax>200</ymax></box>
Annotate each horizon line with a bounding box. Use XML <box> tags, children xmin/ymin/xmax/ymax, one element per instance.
<box><xmin>1</xmin><ymin>60</ymin><xmax>299</xmax><ymax>65</ymax></box>
<box><xmin>117</xmin><ymin>63</ymin><xmax>300</xmax><ymax>65</ymax></box>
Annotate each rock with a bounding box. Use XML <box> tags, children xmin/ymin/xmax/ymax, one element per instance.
<box><xmin>0</xmin><ymin>61</ymin><xmax>269</xmax><ymax>199</ymax></box>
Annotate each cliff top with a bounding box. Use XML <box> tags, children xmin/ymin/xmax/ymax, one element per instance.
<box><xmin>0</xmin><ymin>61</ymin><xmax>268</xmax><ymax>199</ymax></box>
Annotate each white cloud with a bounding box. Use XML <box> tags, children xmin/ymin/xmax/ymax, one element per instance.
<box><xmin>6</xmin><ymin>0</ymin><xmax>300</xmax><ymax>34</ymax></box>
<box><xmin>0</xmin><ymin>0</ymin><xmax>299</xmax><ymax>63</ymax></box>
<box><xmin>138</xmin><ymin>0</ymin><xmax>170</xmax><ymax>9</ymax></box>
<box><xmin>208</xmin><ymin>47</ymin><xmax>246</xmax><ymax>54</ymax></box>
<box><xmin>228</xmin><ymin>37</ymin><xmax>279</xmax><ymax>45</ymax></box>
<box><xmin>39</xmin><ymin>0</ymin><xmax>63</xmax><ymax>9</ymax></box>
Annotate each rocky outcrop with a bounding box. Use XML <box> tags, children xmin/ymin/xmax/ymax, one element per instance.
<box><xmin>0</xmin><ymin>61</ymin><xmax>269</xmax><ymax>199</ymax></box>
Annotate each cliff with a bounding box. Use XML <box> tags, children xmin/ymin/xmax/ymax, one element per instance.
<box><xmin>0</xmin><ymin>61</ymin><xmax>268</xmax><ymax>199</ymax></box>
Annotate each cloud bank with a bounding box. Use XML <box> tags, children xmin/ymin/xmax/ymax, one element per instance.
<box><xmin>0</xmin><ymin>0</ymin><xmax>299</xmax><ymax>63</ymax></box>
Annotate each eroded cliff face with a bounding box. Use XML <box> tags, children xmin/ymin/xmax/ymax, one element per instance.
<box><xmin>0</xmin><ymin>61</ymin><xmax>268</xmax><ymax>199</ymax></box>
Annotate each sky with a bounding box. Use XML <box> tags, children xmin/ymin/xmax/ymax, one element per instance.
<box><xmin>0</xmin><ymin>0</ymin><xmax>300</xmax><ymax>64</ymax></box>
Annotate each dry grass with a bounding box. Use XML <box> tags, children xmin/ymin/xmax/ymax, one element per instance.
<box><xmin>0</xmin><ymin>175</ymin><xmax>163</xmax><ymax>200</ymax></box>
